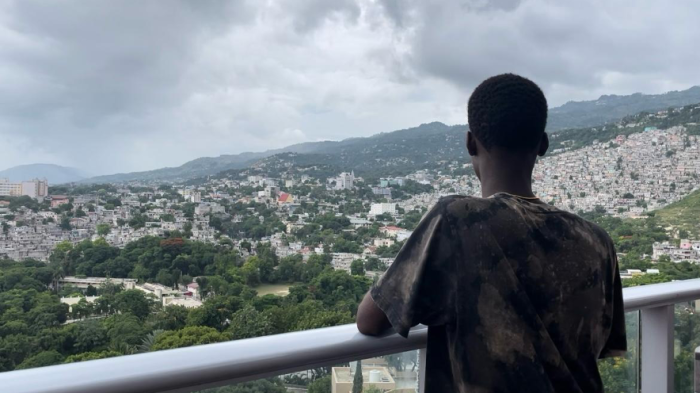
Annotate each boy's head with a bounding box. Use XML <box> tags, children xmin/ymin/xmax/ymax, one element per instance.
<box><xmin>467</xmin><ymin>74</ymin><xmax>549</xmax><ymax>179</ymax></box>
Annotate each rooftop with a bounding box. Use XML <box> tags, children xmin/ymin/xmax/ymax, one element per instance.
<box><xmin>333</xmin><ymin>366</ymin><xmax>394</xmax><ymax>384</ymax></box>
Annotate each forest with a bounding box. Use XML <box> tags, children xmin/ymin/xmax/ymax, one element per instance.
<box><xmin>0</xmin><ymin>236</ymin><xmax>375</xmax><ymax>393</ymax></box>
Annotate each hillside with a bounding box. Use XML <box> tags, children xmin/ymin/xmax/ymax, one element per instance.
<box><xmin>548</xmin><ymin>101</ymin><xmax>700</xmax><ymax>152</ymax></box>
<box><xmin>656</xmin><ymin>190</ymin><xmax>700</xmax><ymax>236</ymax></box>
<box><xmin>0</xmin><ymin>164</ymin><xmax>89</xmax><ymax>184</ymax></box>
<box><xmin>220</xmin><ymin>123</ymin><xmax>468</xmax><ymax>180</ymax></box>
<box><xmin>81</xmin><ymin>86</ymin><xmax>700</xmax><ymax>184</ymax></box>
<box><xmin>85</xmin><ymin>122</ymin><xmax>466</xmax><ymax>183</ymax></box>
<box><xmin>548</xmin><ymin>86</ymin><xmax>700</xmax><ymax>131</ymax></box>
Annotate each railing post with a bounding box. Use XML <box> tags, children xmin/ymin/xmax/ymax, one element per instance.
<box><xmin>641</xmin><ymin>305</ymin><xmax>674</xmax><ymax>393</ymax></box>
<box><xmin>695</xmin><ymin>346</ymin><xmax>700</xmax><ymax>393</ymax></box>
<box><xmin>418</xmin><ymin>348</ymin><xmax>427</xmax><ymax>393</ymax></box>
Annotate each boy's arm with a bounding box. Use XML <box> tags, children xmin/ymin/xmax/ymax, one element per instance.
<box><xmin>356</xmin><ymin>198</ymin><xmax>455</xmax><ymax>337</ymax></box>
<box><xmin>356</xmin><ymin>292</ymin><xmax>392</xmax><ymax>336</ymax></box>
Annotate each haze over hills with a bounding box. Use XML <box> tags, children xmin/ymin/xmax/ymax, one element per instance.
<box><xmin>0</xmin><ymin>164</ymin><xmax>89</xmax><ymax>185</ymax></box>
<box><xmin>81</xmin><ymin>86</ymin><xmax>700</xmax><ymax>184</ymax></box>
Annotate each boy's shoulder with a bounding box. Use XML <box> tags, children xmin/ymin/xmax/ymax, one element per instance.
<box><xmin>435</xmin><ymin>194</ymin><xmax>528</xmax><ymax>223</ymax></box>
<box><xmin>435</xmin><ymin>194</ymin><xmax>615</xmax><ymax>247</ymax></box>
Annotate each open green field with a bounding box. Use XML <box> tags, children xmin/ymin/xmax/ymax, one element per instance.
<box><xmin>255</xmin><ymin>283</ymin><xmax>293</xmax><ymax>297</ymax></box>
<box><xmin>656</xmin><ymin>190</ymin><xmax>700</xmax><ymax>236</ymax></box>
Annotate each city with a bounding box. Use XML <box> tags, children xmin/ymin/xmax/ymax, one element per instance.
<box><xmin>1</xmin><ymin>117</ymin><xmax>700</xmax><ymax>391</ymax></box>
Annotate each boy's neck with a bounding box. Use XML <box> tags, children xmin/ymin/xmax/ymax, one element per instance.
<box><xmin>478</xmin><ymin>163</ymin><xmax>536</xmax><ymax>199</ymax></box>
<box><xmin>480</xmin><ymin>181</ymin><xmax>535</xmax><ymax>198</ymax></box>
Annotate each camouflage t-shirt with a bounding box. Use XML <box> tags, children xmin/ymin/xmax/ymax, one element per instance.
<box><xmin>371</xmin><ymin>193</ymin><xmax>626</xmax><ymax>393</ymax></box>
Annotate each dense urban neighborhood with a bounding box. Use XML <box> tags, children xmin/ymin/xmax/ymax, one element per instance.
<box><xmin>3</xmin><ymin>120</ymin><xmax>700</xmax><ymax>266</ymax></box>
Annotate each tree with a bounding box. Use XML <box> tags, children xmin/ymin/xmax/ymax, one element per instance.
<box><xmin>151</xmin><ymin>326</ymin><xmax>228</xmax><ymax>350</ymax></box>
<box><xmin>352</xmin><ymin>361</ymin><xmax>363</xmax><ymax>393</ymax></box>
<box><xmin>114</xmin><ymin>290</ymin><xmax>152</xmax><ymax>320</ymax></box>
<box><xmin>228</xmin><ymin>306</ymin><xmax>273</xmax><ymax>340</ymax></box>
<box><xmin>103</xmin><ymin>313</ymin><xmax>144</xmax><ymax>348</ymax></box>
<box><xmin>86</xmin><ymin>285</ymin><xmax>97</xmax><ymax>296</ymax></box>
<box><xmin>240</xmin><ymin>241</ymin><xmax>252</xmax><ymax>253</ymax></box>
<box><xmin>364</xmin><ymin>258</ymin><xmax>386</xmax><ymax>272</ymax></box>
<box><xmin>71</xmin><ymin>298</ymin><xmax>93</xmax><ymax>320</ymax></box>
<box><xmin>73</xmin><ymin>320</ymin><xmax>108</xmax><ymax>353</ymax></box>
<box><xmin>241</xmin><ymin>258</ymin><xmax>261</xmax><ymax>286</ymax></box>
<box><xmin>308</xmin><ymin>375</ymin><xmax>332</xmax><ymax>393</ymax></box>
<box><xmin>64</xmin><ymin>351</ymin><xmax>121</xmax><ymax>363</ymax></box>
<box><xmin>183</xmin><ymin>222</ymin><xmax>193</xmax><ymax>238</ymax></box>
<box><xmin>153</xmin><ymin>305</ymin><xmax>189</xmax><ymax>331</ymax></box>
<box><xmin>350</xmin><ymin>260</ymin><xmax>365</xmax><ymax>276</ymax></box>
<box><xmin>16</xmin><ymin>350</ymin><xmax>64</xmax><ymax>370</ymax></box>
<box><xmin>96</xmin><ymin>224</ymin><xmax>110</xmax><ymax>237</ymax></box>
<box><xmin>137</xmin><ymin>330</ymin><xmax>165</xmax><ymax>353</ymax></box>
<box><xmin>205</xmin><ymin>378</ymin><xmax>287</xmax><ymax>393</ymax></box>
<box><xmin>0</xmin><ymin>334</ymin><xmax>38</xmax><ymax>370</ymax></box>
<box><xmin>59</xmin><ymin>216</ymin><xmax>72</xmax><ymax>231</ymax></box>
<box><xmin>364</xmin><ymin>386</ymin><xmax>382</xmax><ymax>393</ymax></box>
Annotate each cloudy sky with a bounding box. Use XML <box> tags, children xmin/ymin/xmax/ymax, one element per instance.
<box><xmin>1</xmin><ymin>0</ymin><xmax>699</xmax><ymax>175</ymax></box>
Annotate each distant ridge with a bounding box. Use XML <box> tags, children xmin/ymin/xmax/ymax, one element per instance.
<box><xmin>548</xmin><ymin>86</ymin><xmax>700</xmax><ymax>131</ymax></box>
<box><xmin>0</xmin><ymin>164</ymin><xmax>89</xmax><ymax>185</ymax></box>
<box><xmin>81</xmin><ymin>85</ymin><xmax>700</xmax><ymax>184</ymax></box>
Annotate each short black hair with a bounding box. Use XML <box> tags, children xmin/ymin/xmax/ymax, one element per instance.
<box><xmin>468</xmin><ymin>73</ymin><xmax>548</xmax><ymax>151</ymax></box>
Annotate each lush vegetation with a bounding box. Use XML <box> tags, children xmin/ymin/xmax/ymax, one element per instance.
<box><xmin>0</xmin><ymin>237</ymin><xmax>370</xmax><ymax>380</ymax></box>
<box><xmin>581</xmin><ymin>207</ymin><xmax>700</xmax><ymax>392</ymax></box>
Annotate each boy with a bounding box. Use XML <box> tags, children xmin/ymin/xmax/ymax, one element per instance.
<box><xmin>356</xmin><ymin>74</ymin><xmax>626</xmax><ymax>392</ymax></box>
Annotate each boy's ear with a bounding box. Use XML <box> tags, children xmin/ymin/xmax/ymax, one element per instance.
<box><xmin>538</xmin><ymin>133</ymin><xmax>549</xmax><ymax>157</ymax></box>
<box><xmin>467</xmin><ymin>131</ymin><xmax>478</xmax><ymax>156</ymax></box>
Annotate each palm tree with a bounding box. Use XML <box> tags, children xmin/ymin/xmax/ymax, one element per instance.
<box><xmin>51</xmin><ymin>266</ymin><xmax>65</xmax><ymax>293</ymax></box>
<box><xmin>138</xmin><ymin>329</ymin><xmax>165</xmax><ymax>353</ymax></box>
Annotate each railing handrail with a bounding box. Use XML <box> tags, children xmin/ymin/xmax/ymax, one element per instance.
<box><xmin>4</xmin><ymin>279</ymin><xmax>700</xmax><ymax>393</ymax></box>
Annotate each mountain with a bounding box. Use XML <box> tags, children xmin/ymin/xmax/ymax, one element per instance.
<box><xmin>83</xmin><ymin>122</ymin><xmax>467</xmax><ymax>184</ymax></box>
<box><xmin>81</xmin><ymin>86</ymin><xmax>700</xmax><ymax>184</ymax></box>
<box><xmin>236</xmin><ymin>122</ymin><xmax>467</xmax><ymax>180</ymax></box>
<box><xmin>0</xmin><ymin>164</ymin><xmax>89</xmax><ymax>185</ymax></box>
<box><xmin>548</xmin><ymin>86</ymin><xmax>700</xmax><ymax>131</ymax></box>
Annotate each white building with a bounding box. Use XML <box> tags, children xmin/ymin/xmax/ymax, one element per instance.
<box><xmin>163</xmin><ymin>296</ymin><xmax>203</xmax><ymax>308</ymax></box>
<box><xmin>369</xmin><ymin>203</ymin><xmax>396</xmax><ymax>217</ymax></box>
<box><xmin>331</xmin><ymin>172</ymin><xmax>355</xmax><ymax>190</ymax></box>
<box><xmin>60</xmin><ymin>276</ymin><xmax>137</xmax><ymax>290</ymax></box>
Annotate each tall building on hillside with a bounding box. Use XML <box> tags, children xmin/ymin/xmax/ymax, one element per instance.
<box><xmin>0</xmin><ymin>178</ymin><xmax>48</xmax><ymax>198</ymax></box>
<box><xmin>333</xmin><ymin>171</ymin><xmax>355</xmax><ymax>190</ymax></box>
<box><xmin>0</xmin><ymin>178</ymin><xmax>22</xmax><ymax>196</ymax></box>
<box><xmin>22</xmin><ymin>179</ymin><xmax>49</xmax><ymax>199</ymax></box>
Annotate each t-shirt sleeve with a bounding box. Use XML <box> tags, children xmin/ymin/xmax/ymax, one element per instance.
<box><xmin>599</xmin><ymin>248</ymin><xmax>627</xmax><ymax>358</ymax></box>
<box><xmin>370</xmin><ymin>199</ymin><xmax>455</xmax><ymax>338</ymax></box>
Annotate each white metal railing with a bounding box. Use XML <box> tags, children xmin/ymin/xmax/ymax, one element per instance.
<box><xmin>3</xmin><ymin>279</ymin><xmax>700</xmax><ymax>393</ymax></box>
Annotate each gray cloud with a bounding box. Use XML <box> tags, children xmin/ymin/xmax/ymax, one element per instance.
<box><xmin>0</xmin><ymin>0</ymin><xmax>698</xmax><ymax>175</ymax></box>
<box><xmin>382</xmin><ymin>0</ymin><xmax>700</xmax><ymax>104</ymax></box>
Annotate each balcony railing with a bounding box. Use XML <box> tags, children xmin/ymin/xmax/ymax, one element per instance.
<box><xmin>3</xmin><ymin>279</ymin><xmax>700</xmax><ymax>393</ymax></box>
